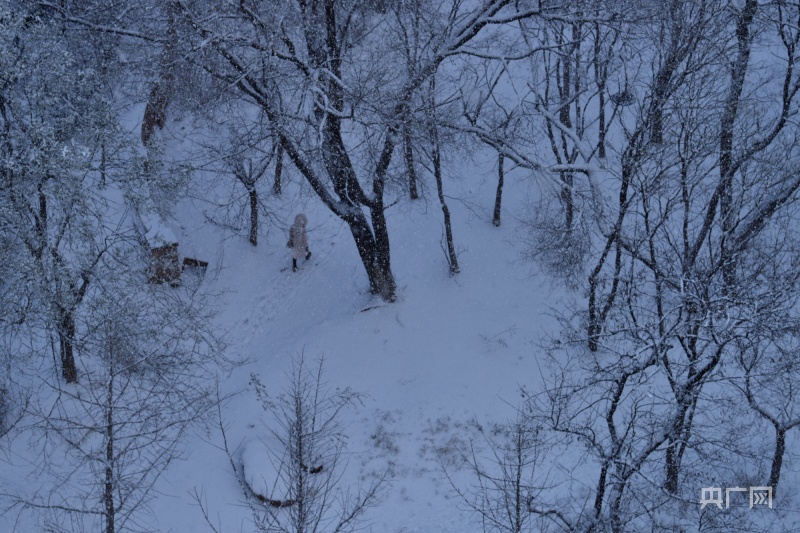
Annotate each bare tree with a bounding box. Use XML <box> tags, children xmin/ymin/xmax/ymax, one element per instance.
<box><xmin>208</xmin><ymin>356</ymin><xmax>384</xmax><ymax>533</ymax></box>
<box><xmin>493</xmin><ymin>153</ymin><xmax>504</xmax><ymax>226</ymax></box>
<box><xmin>518</xmin><ymin>0</ymin><xmax>800</xmax><ymax>529</ymax></box>
<box><xmin>445</xmin><ymin>411</ymin><xmax>552</xmax><ymax>533</ymax></box>
<box><xmin>0</xmin><ymin>4</ymin><xmax>124</xmax><ymax>383</ymax></box>
<box><xmin>226</xmin><ymin>132</ymin><xmax>275</xmax><ymax>247</ymax></box>
<box><xmin>735</xmin><ymin>311</ymin><xmax>800</xmax><ymax>497</ymax></box>
<box><xmin>426</xmin><ymin>75</ymin><xmax>460</xmax><ymax>275</ymax></box>
<box><xmin>456</xmin><ymin>64</ymin><xmax>527</xmax><ymax>229</ymax></box>
<box><xmin>174</xmin><ymin>0</ymin><xmax>543</xmax><ymax>300</ymax></box>
<box><xmin>7</xmin><ymin>272</ymin><xmax>223</xmax><ymax>532</ymax></box>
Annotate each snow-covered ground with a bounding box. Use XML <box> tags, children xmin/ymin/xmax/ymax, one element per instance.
<box><xmin>140</xmin><ymin>147</ymin><xmax>559</xmax><ymax>532</ymax></box>
<box><xmin>5</xmin><ymin>107</ymin><xmax>797</xmax><ymax>533</ymax></box>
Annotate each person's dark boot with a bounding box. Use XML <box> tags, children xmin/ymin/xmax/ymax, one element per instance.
<box><xmin>292</xmin><ymin>258</ymin><xmax>298</xmax><ymax>272</ymax></box>
<box><xmin>306</xmin><ymin>250</ymin><xmax>312</xmax><ymax>260</ymax></box>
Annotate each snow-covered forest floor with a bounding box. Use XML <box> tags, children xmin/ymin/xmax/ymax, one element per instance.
<box><xmin>0</xmin><ymin>116</ymin><xmax>566</xmax><ymax>532</ymax></box>
<box><xmin>150</xmin><ymin>129</ymin><xmax>558</xmax><ymax>532</ymax></box>
<box><xmin>6</xmin><ymin>1</ymin><xmax>800</xmax><ymax>531</ymax></box>
<box><xmin>3</xmin><ymin>72</ymin><xmax>800</xmax><ymax>533</ymax></box>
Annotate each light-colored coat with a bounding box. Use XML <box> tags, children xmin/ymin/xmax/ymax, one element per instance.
<box><xmin>289</xmin><ymin>214</ymin><xmax>309</xmax><ymax>260</ymax></box>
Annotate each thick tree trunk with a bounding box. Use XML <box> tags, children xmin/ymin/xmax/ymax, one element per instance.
<box><xmin>344</xmin><ymin>209</ymin><xmax>396</xmax><ymax>300</ymax></box>
<box><xmin>248</xmin><ymin>188</ymin><xmax>258</xmax><ymax>246</ymax></box>
<box><xmin>58</xmin><ymin>308</ymin><xmax>78</xmax><ymax>383</ymax></box>
<box><xmin>664</xmin><ymin>437</ymin><xmax>680</xmax><ymax>494</ymax></box>
<box><xmin>273</xmin><ymin>143</ymin><xmax>283</xmax><ymax>196</ymax></box>
<box><xmin>650</xmin><ymin>64</ymin><xmax>671</xmax><ymax>145</ymax></box>
<box><xmin>650</xmin><ymin>105</ymin><xmax>664</xmax><ymax>145</ymax></box>
<box><xmin>233</xmin><ymin>0</ymin><xmax>403</xmax><ymax>301</ymax></box>
<box><xmin>493</xmin><ymin>153</ymin><xmax>504</xmax><ymax>226</ymax></box>
<box><xmin>664</xmin><ymin>395</ymin><xmax>696</xmax><ymax>494</ymax></box>
<box><xmin>320</xmin><ymin>127</ymin><xmax>397</xmax><ymax>299</ymax></box>
<box><xmin>273</xmin><ymin>128</ymin><xmax>397</xmax><ymax>301</ymax></box>
<box><xmin>370</xmin><ymin>202</ymin><xmax>397</xmax><ymax>299</ymax></box>
<box><xmin>141</xmin><ymin>3</ymin><xmax>177</xmax><ymax>147</ymax></box>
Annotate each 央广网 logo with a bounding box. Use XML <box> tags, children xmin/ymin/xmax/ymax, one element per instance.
<box><xmin>700</xmin><ymin>486</ymin><xmax>773</xmax><ymax>509</ymax></box>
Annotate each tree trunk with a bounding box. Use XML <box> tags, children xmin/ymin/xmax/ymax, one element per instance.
<box><xmin>664</xmin><ymin>436</ymin><xmax>680</xmax><ymax>494</ymax></box>
<box><xmin>343</xmin><ymin>209</ymin><xmax>396</xmax><ymax>300</ymax></box>
<box><xmin>719</xmin><ymin>0</ymin><xmax>758</xmax><ymax>289</ymax></box>
<box><xmin>404</xmin><ymin>121</ymin><xmax>419</xmax><ymax>200</ymax></box>
<box><xmin>560</xmin><ymin>171</ymin><xmax>574</xmax><ymax>233</ymax></box>
<box><xmin>36</xmin><ymin>183</ymin><xmax>47</xmax><ymax>256</ymax></box>
<box><xmin>664</xmin><ymin>396</ymin><xmax>695</xmax><ymax>494</ymax></box>
<box><xmin>594</xmin><ymin>20</ymin><xmax>607</xmax><ymax>159</ymax></box>
<box><xmin>370</xmin><ymin>201</ymin><xmax>397</xmax><ymax>299</ymax></box>
<box><xmin>493</xmin><ymin>153</ymin><xmax>504</xmax><ymax>226</ymax></box>
<box><xmin>271</xmin><ymin>127</ymin><xmax>398</xmax><ymax>301</ymax></box>
<box><xmin>597</xmin><ymin>89</ymin><xmax>606</xmax><ymax>159</ymax></box>
<box><xmin>428</xmin><ymin>75</ymin><xmax>458</xmax><ymax>274</ymax></box>
<box><xmin>248</xmin><ymin>187</ymin><xmax>258</xmax><ymax>246</ymax></box>
<box><xmin>58</xmin><ymin>307</ymin><xmax>78</xmax><ymax>383</ymax></box>
<box><xmin>769</xmin><ymin>426</ymin><xmax>786</xmax><ymax>497</ymax></box>
<box><xmin>140</xmin><ymin>3</ymin><xmax>177</xmax><ymax>147</ymax></box>
<box><xmin>225</xmin><ymin>0</ymin><xmax>402</xmax><ymax>301</ymax></box>
<box><xmin>100</xmin><ymin>142</ymin><xmax>107</xmax><ymax>187</ymax></box>
<box><xmin>322</xmin><ymin>129</ymin><xmax>397</xmax><ymax>299</ymax></box>
<box><xmin>105</xmin><ymin>363</ymin><xmax>115</xmax><ymax>533</ymax></box>
<box><xmin>431</xmin><ymin>124</ymin><xmax>459</xmax><ymax>275</ymax></box>
<box><xmin>650</xmin><ymin>66</ymin><xmax>670</xmax><ymax>145</ymax></box>
<box><xmin>592</xmin><ymin>463</ymin><xmax>609</xmax><ymax>523</ymax></box>
<box><xmin>273</xmin><ymin>143</ymin><xmax>283</xmax><ymax>196</ymax></box>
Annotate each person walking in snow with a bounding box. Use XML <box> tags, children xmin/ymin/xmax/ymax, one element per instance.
<box><xmin>287</xmin><ymin>213</ymin><xmax>311</xmax><ymax>272</ymax></box>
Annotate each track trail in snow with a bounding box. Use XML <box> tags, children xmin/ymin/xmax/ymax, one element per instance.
<box><xmin>229</xmin><ymin>217</ymin><xmax>364</xmax><ymax>361</ymax></box>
